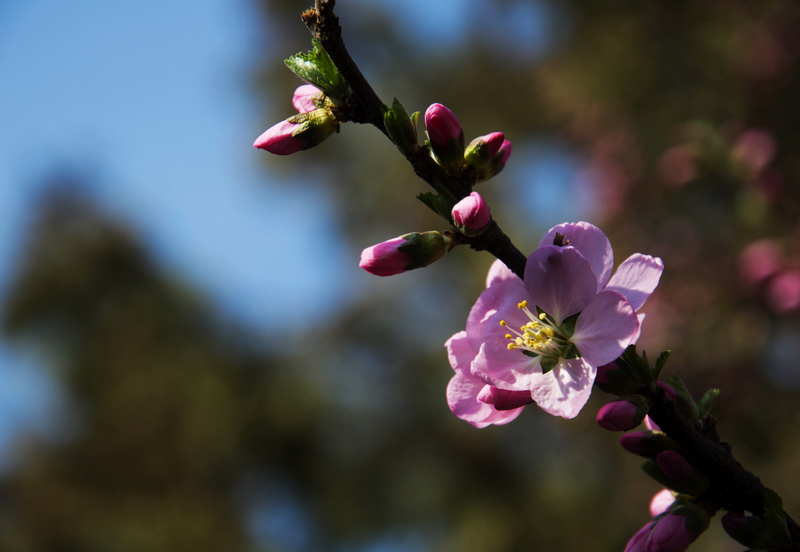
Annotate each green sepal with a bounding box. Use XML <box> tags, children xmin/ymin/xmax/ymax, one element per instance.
<box><xmin>383</xmin><ymin>98</ymin><xmax>419</xmax><ymax>156</ymax></box>
<box><xmin>653</xmin><ymin>350</ymin><xmax>671</xmax><ymax>380</ymax></box>
<box><xmin>594</xmin><ymin>357</ymin><xmax>642</xmax><ymax>396</ymax></box>
<box><xmin>697</xmin><ymin>388</ymin><xmax>720</xmax><ymax>418</ymax></box>
<box><xmin>286</xmin><ymin>108</ymin><xmax>338</xmax><ymax>149</ymax></box>
<box><xmin>641</xmin><ymin>457</ymin><xmax>709</xmax><ymax>497</ymax></box>
<box><xmin>396</xmin><ymin>231</ymin><xmax>448</xmax><ymax>271</ymax></box>
<box><xmin>562</xmin><ymin>343</ymin><xmax>580</xmax><ymax>360</ymax></box>
<box><xmin>666</xmin><ymin>374</ymin><xmax>700</xmax><ymax>424</ymax></box>
<box><xmin>560</xmin><ymin>312</ymin><xmax>579</xmax><ymax>338</ymax></box>
<box><xmin>427</xmin><ymin>133</ymin><xmax>465</xmax><ymax>172</ymax></box>
<box><xmin>521</xmin><ymin>350</ymin><xmax>539</xmax><ymax>359</ymax></box>
<box><xmin>284</xmin><ymin>39</ymin><xmax>349</xmax><ymax>102</ymax></box>
<box><xmin>541</xmin><ymin>356</ymin><xmax>558</xmax><ymax>374</ymax></box>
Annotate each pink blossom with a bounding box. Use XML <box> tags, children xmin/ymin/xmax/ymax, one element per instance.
<box><xmin>738</xmin><ymin>239</ymin><xmax>782</xmax><ymax>287</ymax></box>
<box><xmin>732</xmin><ymin>129</ymin><xmax>776</xmax><ymax>175</ymax></box>
<box><xmin>447</xmin><ymin>222</ymin><xmax>663</xmax><ymax>421</ymax></box>
<box><xmin>292</xmin><ymin>84</ymin><xmax>324</xmax><ymax>113</ymax></box>
<box><xmin>452</xmin><ymin>192</ymin><xmax>491</xmax><ymax>231</ymax></box>
<box><xmin>424</xmin><ymin>103</ymin><xmax>462</xmax><ymax>148</ymax></box>
<box><xmin>765</xmin><ymin>268</ymin><xmax>800</xmax><ymax>313</ymax></box>
<box><xmin>596</xmin><ymin>398</ymin><xmax>645</xmax><ymax>431</ymax></box>
<box><xmin>253</xmin><ymin>119</ymin><xmax>307</xmax><ymax>155</ymax></box>
<box><xmin>359</xmin><ymin>237</ymin><xmax>410</xmax><ymax>276</ymax></box>
<box><xmin>646</xmin><ymin>512</ymin><xmax>697</xmax><ymax>552</ymax></box>
<box><xmin>649</xmin><ymin>489</ymin><xmax>675</xmax><ymax>517</ymax></box>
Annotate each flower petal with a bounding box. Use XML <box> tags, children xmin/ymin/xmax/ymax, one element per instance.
<box><xmin>471</xmin><ymin>341</ymin><xmax>542</xmax><ymax>391</ymax></box>
<box><xmin>539</xmin><ymin>222</ymin><xmax>614</xmax><ymax>290</ymax></box>
<box><xmin>529</xmin><ymin>358</ymin><xmax>596</xmax><ymax>419</ymax></box>
<box><xmin>606</xmin><ymin>253</ymin><xmax>664</xmax><ymax>311</ymax></box>
<box><xmin>466</xmin><ymin>279</ymin><xmax>528</xmax><ymax>350</ymax></box>
<box><xmin>485</xmin><ymin>259</ymin><xmax>519</xmax><ymax>288</ymax></box>
<box><xmin>445</xmin><ymin>332</ymin><xmax>525</xmax><ymax>427</ymax></box>
<box><xmin>571</xmin><ymin>290</ymin><xmax>639</xmax><ymax>366</ymax></box>
<box><xmin>524</xmin><ymin>245</ymin><xmax>598</xmax><ymax>324</ymax></box>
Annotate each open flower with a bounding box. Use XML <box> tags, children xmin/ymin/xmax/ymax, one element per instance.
<box><xmin>447</xmin><ymin>222</ymin><xmax>663</xmax><ymax>422</ymax></box>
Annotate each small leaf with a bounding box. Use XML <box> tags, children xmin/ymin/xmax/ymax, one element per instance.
<box><xmin>653</xmin><ymin>350</ymin><xmax>671</xmax><ymax>380</ymax></box>
<box><xmin>284</xmin><ymin>39</ymin><xmax>349</xmax><ymax>100</ymax></box>
<box><xmin>560</xmin><ymin>312</ymin><xmax>580</xmax><ymax>337</ymax></box>
<box><xmin>697</xmin><ymin>388</ymin><xmax>720</xmax><ymax>418</ymax></box>
<box><xmin>764</xmin><ymin>488</ymin><xmax>791</xmax><ymax>548</ymax></box>
<box><xmin>416</xmin><ymin>192</ymin><xmax>454</xmax><ymax>221</ymax></box>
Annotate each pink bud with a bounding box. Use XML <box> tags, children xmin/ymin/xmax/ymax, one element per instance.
<box><xmin>720</xmin><ymin>511</ymin><xmax>748</xmax><ymax>535</ymax></box>
<box><xmin>482</xmin><ymin>132</ymin><xmax>505</xmax><ymax>158</ymax></box>
<box><xmin>624</xmin><ymin>522</ymin><xmax>653</xmax><ymax>552</ymax></box>
<box><xmin>497</xmin><ymin>139</ymin><xmax>512</xmax><ymax>163</ymax></box>
<box><xmin>656</xmin><ymin>451</ymin><xmax>694</xmax><ymax>484</ymax></box>
<box><xmin>424</xmin><ymin>103</ymin><xmax>462</xmax><ymax>147</ymax></box>
<box><xmin>452</xmin><ymin>192</ymin><xmax>491</xmax><ymax>231</ymax></box>
<box><xmin>596</xmin><ymin>399</ymin><xmax>643</xmax><ymax>431</ymax></box>
<box><xmin>657</xmin><ymin>381</ymin><xmax>677</xmax><ymax>400</ymax></box>
<box><xmin>253</xmin><ymin>119</ymin><xmax>307</xmax><ymax>155</ymax></box>
<box><xmin>292</xmin><ymin>84</ymin><xmax>323</xmax><ymax>113</ymax></box>
<box><xmin>650</xmin><ymin>489</ymin><xmax>676</xmax><ymax>517</ymax></box>
<box><xmin>477</xmin><ymin>386</ymin><xmax>534</xmax><ymax>411</ymax></box>
<box><xmin>619</xmin><ymin>432</ymin><xmax>650</xmax><ymax>456</ymax></box>
<box><xmin>359</xmin><ymin>237</ymin><xmax>410</xmax><ymax>277</ymax></box>
<box><xmin>647</xmin><ymin>513</ymin><xmax>696</xmax><ymax>552</ymax></box>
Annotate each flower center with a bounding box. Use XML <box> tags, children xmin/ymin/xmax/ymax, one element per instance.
<box><xmin>500</xmin><ymin>300</ymin><xmax>570</xmax><ymax>360</ymax></box>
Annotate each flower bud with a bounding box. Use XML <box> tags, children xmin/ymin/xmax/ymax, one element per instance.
<box><xmin>383</xmin><ymin>98</ymin><xmax>420</xmax><ymax>156</ymax></box>
<box><xmin>292</xmin><ymin>84</ymin><xmax>326</xmax><ymax>113</ymax></box>
<box><xmin>624</xmin><ymin>522</ymin><xmax>653</xmax><ymax>552</ymax></box>
<box><xmin>619</xmin><ymin>430</ymin><xmax>678</xmax><ymax>458</ymax></box>
<box><xmin>479</xmin><ymin>139</ymin><xmax>512</xmax><ymax>180</ymax></box>
<box><xmin>594</xmin><ymin>360</ymin><xmax>642</xmax><ymax>396</ymax></box>
<box><xmin>359</xmin><ymin>231</ymin><xmax>450</xmax><ymax>277</ymax></box>
<box><xmin>647</xmin><ymin>507</ymin><xmax>707</xmax><ymax>552</ymax></box>
<box><xmin>464</xmin><ymin>132</ymin><xmax>505</xmax><ymax>169</ymax></box>
<box><xmin>477</xmin><ymin>386</ymin><xmax>534</xmax><ymax>411</ymax></box>
<box><xmin>650</xmin><ymin>489</ymin><xmax>676</xmax><ymax>518</ymax></box>
<box><xmin>721</xmin><ymin>511</ymin><xmax>782</xmax><ymax>550</ymax></box>
<box><xmin>452</xmin><ymin>192</ymin><xmax>491</xmax><ymax>236</ymax></box>
<box><xmin>596</xmin><ymin>395</ymin><xmax>648</xmax><ymax>431</ymax></box>
<box><xmin>253</xmin><ymin>107</ymin><xmax>338</xmax><ymax>155</ymax></box>
<box><xmin>425</xmin><ymin>103</ymin><xmax>464</xmax><ymax>171</ymax></box>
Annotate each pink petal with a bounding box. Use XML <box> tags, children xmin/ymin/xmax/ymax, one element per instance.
<box><xmin>485</xmin><ymin>259</ymin><xmax>519</xmax><ymax>288</ymax></box>
<box><xmin>606</xmin><ymin>253</ymin><xmax>664</xmax><ymax>311</ymax></box>
<box><xmin>445</xmin><ymin>332</ymin><xmax>525</xmax><ymax>427</ymax></box>
<box><xmin>476</xmin><ymin>386</ymin><xmax>534</xmax><ymax>410</ymax></box>
<box><xmin>539</xmin><ymin>222</ymin><xmax>614</xmax><ymax>290</ymax></box>
<box><xmin>571</xmin><ymin>290</ymin><xmax>639</xmax><ymax>367</ymax></box>
<box><xmin>466</xmin><ymin>279</ymin><xmax>528</xmax><ymax>349</ymax></box>
<box><xmin>649</xmin><ymin>489</ymin><xmax>675</xmax><ymax>517</ymax></box>
<box><xmin>524</xmin><ymin>245</ymin><xmax>598</xmax><ymax>324</ymax></box>
<box><xmin>529</xmin><ymin>358</ymin><xmax>596</xmax><ymax>419</ymax></box>
<box><xmin>471</xmin><ymin>341</ymin><xmax>542</xmax><ymax>391</ymax></box>
<box><xmin>292</xmin><ymin>84</ymin><xmax>321</xmax><ymax>113</ymax></box>
<box><xmin>253</xmin><ymin>119</ymin><xmax>307</xmax><ymax>155</ymax></box>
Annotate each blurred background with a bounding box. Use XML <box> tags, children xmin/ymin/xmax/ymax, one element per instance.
<box><xmin>1</xmin><ymin>0</ymin><xmax>800</xmax><ymax>550</ymax></box>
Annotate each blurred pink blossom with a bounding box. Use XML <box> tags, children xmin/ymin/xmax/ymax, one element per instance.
<box><xmin>737</xmin><ymin>239</ymin><xmax>782</xmax><ymax>287</ymax></box>
<box><xmin>765</xmin><ymin>268</ymin><xmax>800</xmax><ymax>313</ymax></box>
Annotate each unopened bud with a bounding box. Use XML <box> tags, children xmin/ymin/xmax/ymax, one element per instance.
<box><xmin>359</xmin><ymin>231</ymin><xmax>450</xmax><ymax>277</ymax></box>
<box><xmin>292</xmin><ymin>84</ymin><xmax>326</xmax><ymax>113</ymax></box>
<box><xmin>648</xmin><ymin>503</ymin><xmax>709</xmax><ymax>552</ymax></box>
<box><xmin>452</xmin><ymin>192</ymin><xmax>491</xmax><ymax>236</ymax></box>
<box><xmin>425</xmin><ymin>103</ymin><xmax>464</xmax><ymax>171</ymax></box>
<box><xmin>594</xmin><ymin>360</ymin><xmax>642</xmax><ymax>396</ymax></box>
<box><xmin>253</xmin><ymin>107</ymin><xmax>337</xmax><ymax>155</ymax></box>
<box><xmin>619</xmin><ymin>430</ymin><xmax>678</xmax><ymax>458</ymax></box>
<box><xmin>479</xmin><ymin>139</ymin><xmax>512</xmax><ymax>180</ymax></box>
<box><xmin>596</xmin><ymin>395</ymin><xmax>648</xmax><ymax>431</ymax></box>
<box><xmin>477</xmin><ymin>386</ymin><xmax>534</xmax><ymax>411</ymax></box>
<box><xmin>464</xmin><ymin>132</ymin><xmax>505</xmax><ymax>169</ymax></box>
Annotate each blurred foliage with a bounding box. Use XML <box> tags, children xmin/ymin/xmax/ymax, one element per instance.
<box><xmin>4</xmin><ymin>0</ymin><xmax>800</xmax><ymax>550</ymax></box>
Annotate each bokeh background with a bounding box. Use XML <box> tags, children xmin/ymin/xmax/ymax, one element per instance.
<box><xmin>2</xmin><ymin>0</ymin><xmax>800</xmax><ymax>550</ymax></box>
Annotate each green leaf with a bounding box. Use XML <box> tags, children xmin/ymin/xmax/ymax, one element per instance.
<box><xmin>620</xmin><ymin>345</ymin><xmax>654</xmax><ymax>385</ymax></box>
<box><xmin>416</xmin><ymin>192</ymin><xmax>455</xmax><ymax>222</ymax></box>
<box><xmin>653</xmin><ymin>350</ymin><xmax>671</xmax><ymax>380</ymax></box>
<box><xmin>284</xmin><ymin>39</ymin><xmax>349</xmax><ymax>100</ymax></box>
<box><xmin>697</xmin><ymin>388</ymin><xmax>720</xmax><ymax>418</ymax></box>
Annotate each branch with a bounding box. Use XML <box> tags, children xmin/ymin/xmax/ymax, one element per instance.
<box><xmin>301</xmin><ymin>0</ymin><xmax>528</xmax><ymax>279</ymax></box>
